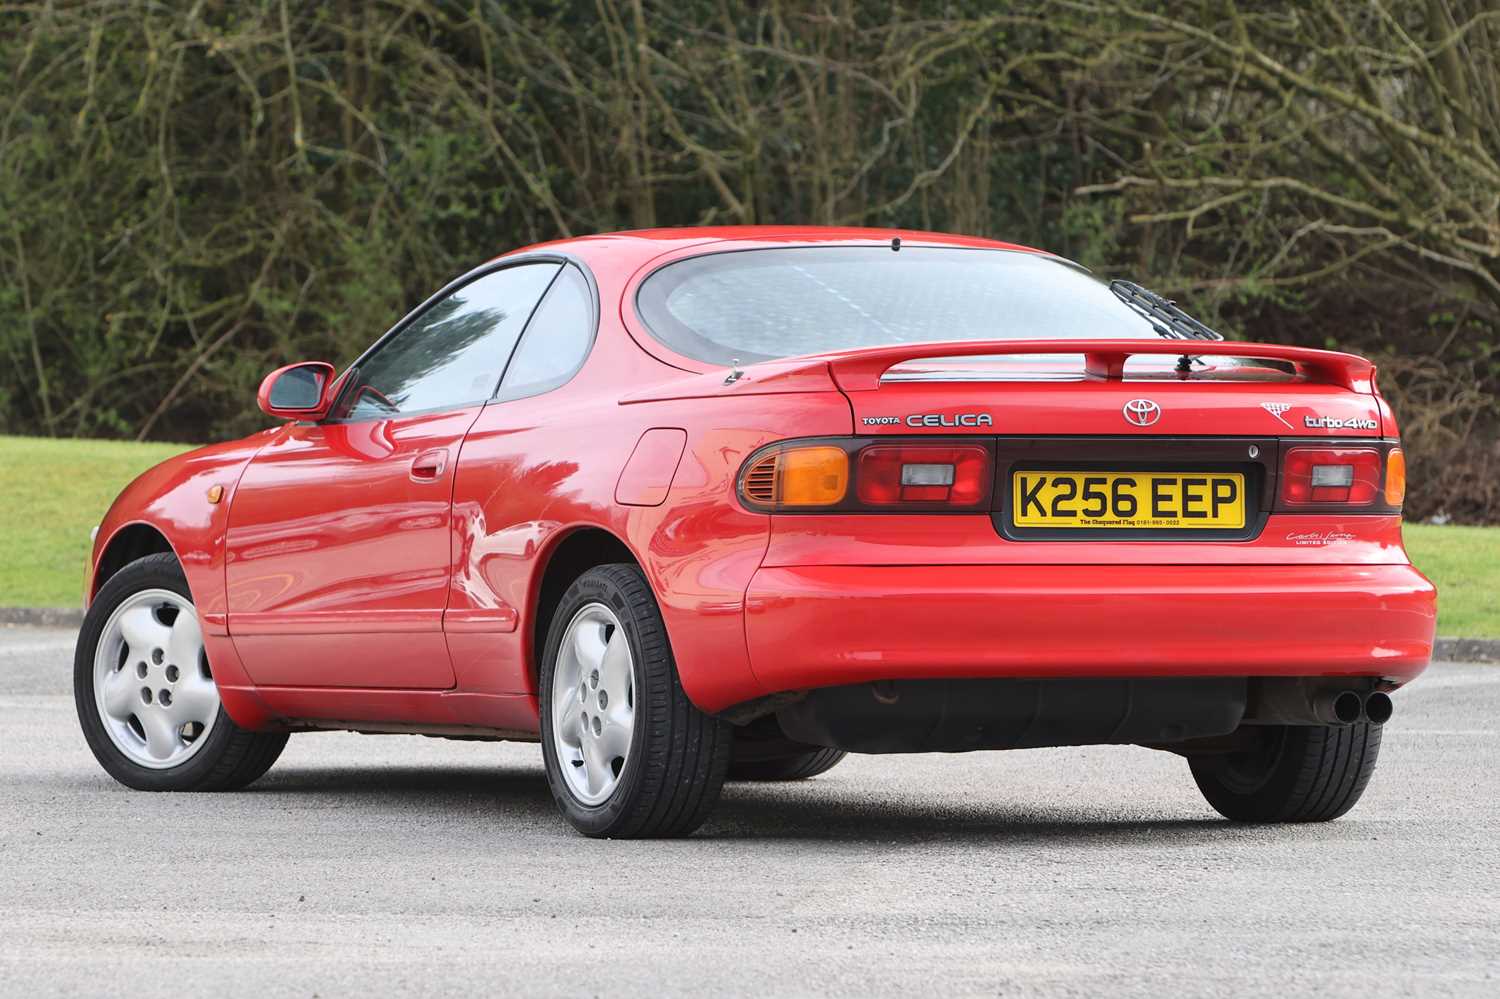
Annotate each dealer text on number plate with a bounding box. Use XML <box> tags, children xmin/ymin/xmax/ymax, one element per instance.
<box><xmin>1012</xmin><ymin>471</ymin><xmax>1246</xmax><ymax>529</ymax></box>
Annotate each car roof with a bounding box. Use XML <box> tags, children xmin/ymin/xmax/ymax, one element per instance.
<box><xmin>502</xmin><ymin>225</ymin><xmax>1052</xmax><ymax>260</ymax></box>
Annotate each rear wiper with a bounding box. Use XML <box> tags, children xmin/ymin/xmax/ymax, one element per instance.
<box><xmin>1109</xmin><ymin>280</ymin><xmax>1224</xmax><ymax>342</ymax></box>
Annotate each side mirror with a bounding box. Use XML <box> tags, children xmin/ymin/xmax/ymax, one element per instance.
<box><xmin>257</xmin><ymin>361</ymin><xmax>337</xmax><ymax>420</ymax></box>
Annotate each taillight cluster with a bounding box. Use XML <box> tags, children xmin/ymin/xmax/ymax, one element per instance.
<box><xmin>739</xmin><ymin>440</ymin><xmax>993</xmax><ymax>512</ymax></box>
<box><xmin>1276</xmin><ymin>445</ymin><xmax>1405</xmax><ymax>511</ymax></box>
<box><xmin>739</xmin><ymin>438</ymin><xmax>1407</xmax><ymax>515</ymax></box>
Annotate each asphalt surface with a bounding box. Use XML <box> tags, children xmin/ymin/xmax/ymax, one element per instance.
<box><xmin>1</xmin><ymin>626</ymin><xmax>1496</xmax><ymax>998</ymax></box>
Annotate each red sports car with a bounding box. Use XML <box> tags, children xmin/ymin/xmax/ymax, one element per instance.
<box><xmin>75</xmin><ymin>227</ymin><xmax>1436</xmax><ymax>837</ymax></box>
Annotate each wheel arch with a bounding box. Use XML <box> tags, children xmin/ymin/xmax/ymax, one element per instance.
<box><xmin>92</xmin><ymin>522</ymin><xmax>179</xmax><ymax>601</ymax></box>
<box><xmin>529</xmin><ymin>526</ymin><xmax>640</xmax><ymax>687</ymax></box>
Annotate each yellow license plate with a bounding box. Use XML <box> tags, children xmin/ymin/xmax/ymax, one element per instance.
<box><xmin>1012</xmin><ymin>471</ymin><xmax>1246</xmax><ymax>529</ymax></box>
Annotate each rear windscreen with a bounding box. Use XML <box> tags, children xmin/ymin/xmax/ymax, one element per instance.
<box><xmin>635</xmin><ymin>246</ymin><xmax>1164</xmax><ymax>366</ymax></box>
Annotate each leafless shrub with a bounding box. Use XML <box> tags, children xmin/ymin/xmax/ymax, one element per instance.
<box><xmin>1376</xmin><ymin>350</ymin><xmax>1500</xmax><ymax>521</ymax></box>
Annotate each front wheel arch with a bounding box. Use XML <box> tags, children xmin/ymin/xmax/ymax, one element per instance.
<box><xmin>92</xmin><ymin>522</ymin><xmax>176</xmax><ymax>601</ymax></box>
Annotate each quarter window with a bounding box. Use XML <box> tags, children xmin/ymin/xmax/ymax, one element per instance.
<box><xmin>332</xmin><ymin>262</ymin><xmax>560</xmax><ymax>420</ymax></box>
<box><xmin>496</xmin><ymin>264</ymin><xmax>595</xmax><ymax>401</ymax></box>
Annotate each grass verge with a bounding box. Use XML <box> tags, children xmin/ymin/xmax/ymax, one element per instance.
<box><xmin>0</xmin><ymin>435</ymin><xmax>193</xmax><ymax>606</ymax></box>
<box><xmin>1402</xmin><ymin>524</ymin><xmax>1499</xmax><ymax>640</ymax></box>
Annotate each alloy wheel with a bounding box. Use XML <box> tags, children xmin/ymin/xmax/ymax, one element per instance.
<box><xmin>92</xmin><ymin>588</ymin><xmax>220</xmax><ymax>769</ymax></box>
<box><xmin>550</xmin><ymin>602</ymin><xmax>636</xmax><ymax>805</ymax></box>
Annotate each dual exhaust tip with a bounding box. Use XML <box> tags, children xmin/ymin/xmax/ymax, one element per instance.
<box><xmin>1316</xmin><ymin>690</ymin><xmax>1393</xmax><ymax>726</ymax></box>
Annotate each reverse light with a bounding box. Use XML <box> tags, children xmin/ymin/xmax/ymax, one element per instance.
<box><xmin>1279</xmin><ymin>447</ymin><xmax>1382</xmax><ymax>507</ymax></box>
<box><xmin>856</xmin><ymin>446</ymin><xmax>990</xmax><ymax>507</ymax></box>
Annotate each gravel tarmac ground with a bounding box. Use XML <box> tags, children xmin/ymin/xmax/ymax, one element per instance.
<box><xmin>1</xmin><ymin>625</ymin><xmax>1497</xmax><ymax>998</ymax></box>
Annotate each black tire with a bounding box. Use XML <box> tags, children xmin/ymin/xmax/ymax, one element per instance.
<box><xmin>75</xmin><ymin>553</ymin><xmax>288</xmax><ymax>791</ymax></box>
<box><xmin>728</xmin><ymin>725</ymin><xmax>847</xmax><ymax>781</ymax></box>
<box><xmin>1189</xmin><ymin>722</ymin><xmax>1382</xmax><ymax>823</ymax></box>
<box><xmin>538</xmin><ymin>563</ymin><xmax>732</xmax><ymax>838</ymax></box>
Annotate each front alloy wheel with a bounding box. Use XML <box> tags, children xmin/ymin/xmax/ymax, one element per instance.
<box><xmin>539</xmin><ymin>564</ymin><xmax>731</xmax><ymax>838</ymax></box>
<box><xmin>92</xmin><ymin>587</ymin><xmax>220</xmax><ymax>769</ymax></box>
<box><xmin>75</xmin><ymin>553</ymin><xmax>287</xmax><ymax>791</ymax></box>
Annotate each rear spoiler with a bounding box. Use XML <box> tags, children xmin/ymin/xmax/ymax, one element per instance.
<box><xmin>821</xmin><ymin>339</ymin><xmax>1376</xmax><ymax>394</ymax></box>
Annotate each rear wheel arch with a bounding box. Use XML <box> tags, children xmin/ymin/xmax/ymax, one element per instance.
<box><xmin>93</xmin><ymin>523</ymin><xmax>177</xmax><ymax>600</ymax></box>
<box><xmin>530</xmin><ymin>526</ymin><xmax>640</xmax><ymax>686</ymax></box>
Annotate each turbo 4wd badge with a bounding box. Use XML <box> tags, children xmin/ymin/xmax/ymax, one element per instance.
<box><xmin>1305</xmin><ymin>415</ymin><xmax>1378</xmax><ymax>430</ymax></box>
<box><xmin>862</xmin><ymin>413</ymin><xmax>994</xmax><ymax>428</ymax></box>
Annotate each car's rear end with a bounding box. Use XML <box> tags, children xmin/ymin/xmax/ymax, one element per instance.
<box><xmin>634</xmin><ymin>235</ymin><xmax>1435</xmax><ymax>821</ymax></box>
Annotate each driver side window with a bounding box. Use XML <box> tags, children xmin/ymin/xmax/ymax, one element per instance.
<box><xmin>331</xmin><ymin>262</ymin><xmax>560</xmax><ymax>420</ymax></box>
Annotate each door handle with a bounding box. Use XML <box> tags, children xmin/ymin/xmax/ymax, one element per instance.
<box><xmin>410</xmin><ymin>448</ymin><xmax>448</xmax><ymax>482</ymax></box>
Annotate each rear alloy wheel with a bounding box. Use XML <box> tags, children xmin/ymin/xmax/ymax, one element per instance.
<box><xmin>539</xmin><ymin>564</ymin><xmax>731</xmax><ymax>838</ymax></box>
<box><xmin>1189</xmin><ymin>722</ymin><xmax>1382</xmax><ymax>823</ymax></box>
<box><xmin>75</xmin><ymin>553</ymin><xmax>287</xmax><ymax>791</ymax></box>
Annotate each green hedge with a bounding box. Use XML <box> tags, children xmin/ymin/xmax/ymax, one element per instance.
<box><xmin>2</xmin><ymin>2</ymin><xmax>1497</xmax><ymax>519</ymax></box>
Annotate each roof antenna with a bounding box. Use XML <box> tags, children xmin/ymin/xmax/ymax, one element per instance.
<box><xmin>724</xmin><ymin>357</ymin><xmax>744</xmax><ymax>385</ymax></box>
<box><xmin>891</xmin><ymin>236</ymin><xmax>901</xmax><ymax>252</ymax></box>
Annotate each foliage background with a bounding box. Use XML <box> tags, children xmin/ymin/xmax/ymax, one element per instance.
<box><xmin>2</xmin><ymin>0</ymin><xmax>1496</xmax><ymax>521</ymax></box>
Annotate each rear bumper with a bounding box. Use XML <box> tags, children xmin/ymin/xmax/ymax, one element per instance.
<box><xmin>743</xmin><ymin>563</ymin><xmax>1436</xmax><ymax>694</ymax></box>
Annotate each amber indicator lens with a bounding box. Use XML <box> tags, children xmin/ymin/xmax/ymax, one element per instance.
<box><xmin>739</xmin><ymin>446</ymin><xmax>849</xmax><ymax>509</ymax></box>
<box><xmin>1384</xmin><ymin>448</ymin><xmax>1406</xmax><ymax>507</ymax></box>
<box><xmin>780</xmin><ymin>446</ymin><xmax>849</xmax><ymax>506</ymax></box>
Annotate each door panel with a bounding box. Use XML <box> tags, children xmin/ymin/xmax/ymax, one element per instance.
<box><xmin>226</xmin><ymin>408</ymin><xmax>481</xmax><ymax>688</ymax></box>
<box><xmin>222</xmin><ymin>261</ymin><xmax>564</xmax><ymax>692</ymax></box>
<box><xmin>442</xmin><ymin>264</ymin><xmax>603</xmax><ymax>692</ymax></box>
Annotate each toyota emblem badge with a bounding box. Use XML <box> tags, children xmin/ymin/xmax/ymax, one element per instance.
<box><xmin>1123</xmin><ymin>399</ymin><xmax>1162</xmax><ymax>427</ymax></box>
